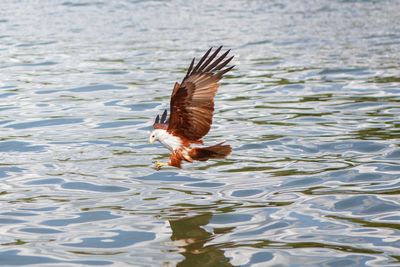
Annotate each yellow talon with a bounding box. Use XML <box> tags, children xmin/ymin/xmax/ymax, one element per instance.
<box><xmin>154</xmin><ymin>161</ymin><xmax>167</xmax><ymax>170</ymax></box>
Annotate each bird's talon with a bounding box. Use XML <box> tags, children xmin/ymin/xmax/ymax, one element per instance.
<box><xmin>154</xmin><ymin>161</ymin><xmax>165</xmax><ymax>171</ymax></box>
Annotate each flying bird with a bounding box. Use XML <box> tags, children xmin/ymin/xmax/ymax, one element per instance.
<box><xmin>149</xmin><ymin>46</ymin><xmax>234</xmax><ymax>170</ymax></box>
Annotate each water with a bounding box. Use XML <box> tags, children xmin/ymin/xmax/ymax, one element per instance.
<box><xmin>1</xmin><ymin>0</ymin><xmax>399</xmax><ymax>266</ymax></box>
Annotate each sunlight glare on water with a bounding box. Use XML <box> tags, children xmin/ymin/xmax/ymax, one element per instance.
<box><xmin>0</xmin><ymin>0</ymin><xmax>399</xmax><ymax>266</ymax></box>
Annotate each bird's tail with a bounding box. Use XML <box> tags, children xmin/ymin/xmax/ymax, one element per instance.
<box><xmin>189</xmin><ymin>142</ymin><xmax>232</xmax><ymax>161</ymax></box>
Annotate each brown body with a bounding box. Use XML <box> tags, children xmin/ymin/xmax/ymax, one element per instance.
<box><xmin>168</xmin><ymin>142</ymin><xmax>232</xmax><ymax>168</ymax></box>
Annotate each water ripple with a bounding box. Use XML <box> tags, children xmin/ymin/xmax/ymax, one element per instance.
<box><xmin>1</xmin><ymin>0</ymin><xmax>399</xmax><ymax>266</ymax></box>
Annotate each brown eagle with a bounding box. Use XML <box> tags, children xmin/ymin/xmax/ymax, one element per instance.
<box><xmin>149</xmin><ymin>46</ymin><xmax>234</xmax><ymax>170</ymax></box>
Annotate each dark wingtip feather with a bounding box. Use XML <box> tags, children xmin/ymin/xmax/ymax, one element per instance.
<box><xmin>214</xmin><ymin>55</ymin><xmax>234</xmax><ymax>71</ymax></box>
<box><xmin>184</xmin><ymin>58</ymin><xmax>195</xmax><ymax>80</ymax></box>
<box><xmin>217</xmin><ymin>65</ymin><xmax>235</xmax><ymax>77</ymax></box>
<box><xmin>161</xmin><ymin>109</ymin><xmax>168</xmax><ymax>123</ymax></box>
<box><xmin>197</xmin><ymin>46</ymin><xmax>223</xmax><ymax>73</ymax></box>
<box><xmin>181</xmin><ymin>46</ymin><xmax>234</xmax><ymax>84</ymax></box>
<box><xmin>155</xmin><ymin>114</ymin><xmax>160</xmax><ymax>124</ymax></box>
<box><xmin>204</xmin><ymin>49</ymin><xmax>231</xmax><ymax>73</ymax></box>
<box><xmin>191</xmin><ymin>47</ymin><xmax>213</xmax><ymax>74</ymax></box>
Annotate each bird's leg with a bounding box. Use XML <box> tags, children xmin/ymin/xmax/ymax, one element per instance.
<box><xmin>154</xmin><ymin>161</ymin><xmax>168</xmax><ymax>170</ymax></box>
<box><xmin>153</xmin><ymin>151</ymin><xmax>183</xmax><ymax>170</ymax></box>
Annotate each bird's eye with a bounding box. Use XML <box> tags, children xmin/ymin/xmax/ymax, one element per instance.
<box><xmin>152</xmin><ymin>135</ymin><xmax>155</xmax><ymax>138</ymax></box>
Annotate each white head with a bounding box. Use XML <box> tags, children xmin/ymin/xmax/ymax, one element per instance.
<box><xmin>149</xmin><ymin>129</ymin><xmax>162</xmax><ymax>144</ymax></box>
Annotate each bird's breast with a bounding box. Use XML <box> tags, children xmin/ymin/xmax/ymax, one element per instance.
<box><xmin>158</xmin><ymin>131</ymin><xmax>182</xmax><ymax>151</ymax></box>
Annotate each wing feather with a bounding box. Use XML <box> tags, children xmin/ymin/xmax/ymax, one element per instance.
<box><xmin>167</xmin><ymin>47</ymin><xmax>234</xmax><ymax>141</ymax></box>
<box><xmin>196</xmin><ymin>46</ymin><xmax>222</xmax><ymax>73</ymax></box>
<box><xmin>189</xmin><ymin>47</ymin><xmax>212</xmax><ymax>76</ymax></box>
<box><xmin>204</xmin><ymin>49</ymin><xmax>230</xmax><ymax>72</ymax></box>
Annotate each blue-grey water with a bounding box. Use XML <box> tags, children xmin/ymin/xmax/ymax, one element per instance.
<box><xmin>1</xmin><ymin>0</ymin><xmax>399</xmax><ymax>266</ymax></box>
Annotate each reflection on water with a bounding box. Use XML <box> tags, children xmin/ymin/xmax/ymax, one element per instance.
<box><xmin>170</xmin><ymin>213</ymin><xmax>233</xmax><ymax>267</ymax></box>
<box><xmin>1</xmin><ymin>0</ymin><xmax>400</xmax><ymax>266</ymax></box>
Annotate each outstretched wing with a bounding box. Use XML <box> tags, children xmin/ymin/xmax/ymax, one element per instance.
<box><xmin>153</xmin><ymin>109</ymin><xmax>168</xmax><ymax>130</ymax></box>
<box><xmin>167</xmin><ymin>46</ymin><xmax>234</xmax><ymax>141</ymax></box>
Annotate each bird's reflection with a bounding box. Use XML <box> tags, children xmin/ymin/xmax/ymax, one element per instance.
<box><xmin>169</xmin><ymin>213</ymin><xmax>233</xmax><ymax>267</ymax></box>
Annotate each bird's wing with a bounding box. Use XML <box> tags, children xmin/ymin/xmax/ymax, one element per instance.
<box><xmin>167</xmin><ymin>46</ymin><xmax>234</xmax><ymax>141</ymax></box>
<box><xmin>153</xmin><ymin>109</ymin><xmax>168</xmax><ymax>130</ymax></box>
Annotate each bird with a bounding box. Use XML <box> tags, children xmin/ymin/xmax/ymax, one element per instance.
<box><xmin>149</xmin><ymin>46</ymin><xmax>234</xmax><ymax>170</ymax></box>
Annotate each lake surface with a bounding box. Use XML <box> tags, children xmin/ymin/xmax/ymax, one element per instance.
<box><xmin>1</xmin><ymin>0</ymin><xmax>399</xmax><ymax>266</ymax></box>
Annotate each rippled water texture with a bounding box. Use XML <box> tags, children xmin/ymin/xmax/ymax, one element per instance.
<box><xmin>1</xmin><ymin>0</ymin><xmax>400</xmax><ymax>266</ymax></box>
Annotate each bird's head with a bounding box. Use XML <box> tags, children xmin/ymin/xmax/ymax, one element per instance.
<box><xmin>149</xmin><ymin>129</ymin><xmax>161</xmax><ymax>144</ymax></box>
